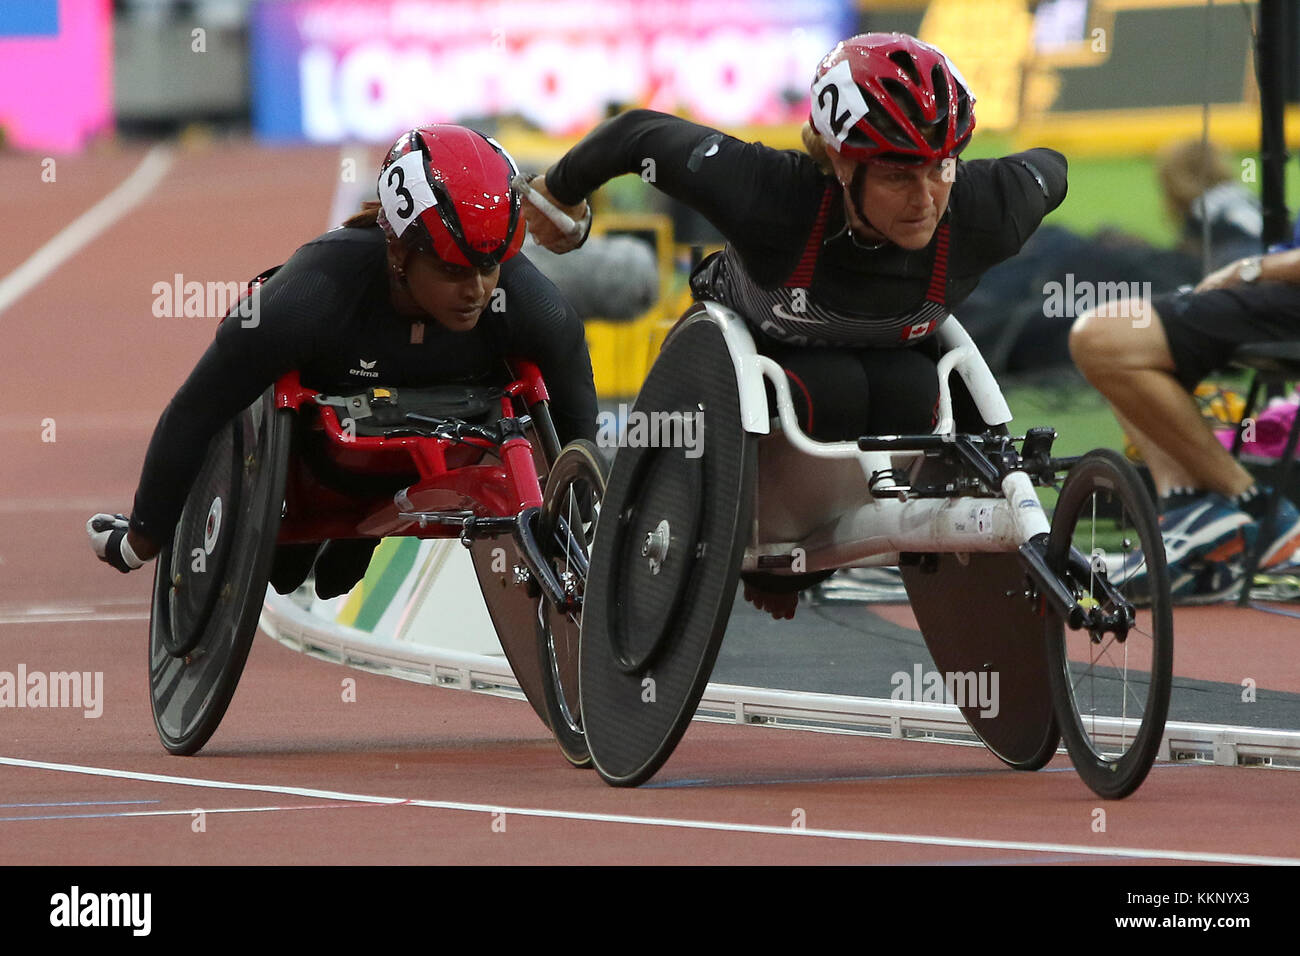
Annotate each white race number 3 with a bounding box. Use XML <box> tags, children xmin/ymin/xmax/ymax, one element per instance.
<box><xmin>378</xmin><ymin>151</ymin><xmax>437</xmax><ymax>237</ymax></box>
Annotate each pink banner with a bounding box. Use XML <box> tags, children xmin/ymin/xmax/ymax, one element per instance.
<box><xmin>253</xmin><ymin>0</ymin><xmax>850</xmax><ymax>142</ymax></box>
<box><xmin>0</xmin><ymin>0</ymin><xmax>113</xmax><ymax>153</ymax></box>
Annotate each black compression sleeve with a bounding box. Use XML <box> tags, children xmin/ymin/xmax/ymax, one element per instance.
<box><xmin>952</xmin><ymin>148</ymin><xmax>1068</xmax><ymax>269</ymax></box>
<box><xmin>496</xmin><ymin>255</ymin><xmax>597</xmax><ymax>447</ymax></box>
<box><xmin>546</xmin><ymin>110</ymin><xmax>824</xmax><ymax>269</ymax></box>
<box><xmin>128</xmin><ymin>248</ymin><xmax>348</xmax><ymax>546</ymax></box>
<box><xmin>989</xmin><ymin>148</ymin><xmax>1068</xmax><ymax>244</ymax></box>
<box><xmin>128</xmin><ymin>333</ymin><xmax>277</xmax><ymax>546</ymax></box>
<box><xmin>1008</xmin><ymin>148</ymin><xmax>1068</xmax><ymax>217</ymax></box>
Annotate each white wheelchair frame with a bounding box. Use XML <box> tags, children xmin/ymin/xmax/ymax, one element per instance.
<box><xmin>693</xmin><ymin>302</ymin><xmax>1052</xmax><ymax>576</ymax></box>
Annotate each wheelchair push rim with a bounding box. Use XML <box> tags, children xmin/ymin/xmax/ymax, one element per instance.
<box><xmin>148</xmin><ymin>390</ymin><xmax>291</xmax><ymax>755</ymax></box>
<box><xmin>1045</xmin><ymin>448</ymin><xmax>1174</xmax><ymax>799</ymax></box>
<box><xmin>535</xmin><ymin>439</ymin><xmax>609</xmax><ymax>768</ymax></box>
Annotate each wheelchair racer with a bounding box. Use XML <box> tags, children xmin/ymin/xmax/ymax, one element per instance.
<box><xmin>89</xmin><ymin>126</ymin><xmax>597</xmax><ymax>598</ymax></box>
<box><xmin>524</xmin><ymin>33</ymin><xmax>1068</xmax><ymax>618</ymax></box>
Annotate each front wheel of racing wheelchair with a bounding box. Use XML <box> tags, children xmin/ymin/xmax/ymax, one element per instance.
<box><xmin>578</xmin><ymin>303</ymin><xmax>1172</xmax><ymax>798</ymax></box>
<box><xmin>534</xmin><ymin>439</ymin><xmax>610</xmax><ymax>767</ymax></box>
<box><xmin>1043</xmin><ymin>448</ymin><xmax>1173</xmax><ymax>800</ymax></box>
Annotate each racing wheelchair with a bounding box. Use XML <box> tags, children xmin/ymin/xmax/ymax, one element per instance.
<box><xmin>147</xmin><ymin>306</ymin><xmax>605</xmax><ymax>764</ymax></box>
<box><xmin>573</xmin><ymin>303</ymin><xmax>1174</xmax><ymax>800</ymax></box>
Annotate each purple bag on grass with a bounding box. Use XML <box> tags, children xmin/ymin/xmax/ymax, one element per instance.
<box><xmin>1216</xmin><ymin>396</ymin><xmax>1300</xmax><ymax>459</ymax></box>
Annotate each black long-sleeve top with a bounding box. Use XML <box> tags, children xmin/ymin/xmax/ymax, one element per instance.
<box><xmin>546</xmin><ymin>109</ymin><xmax>1067</xmax><ymax>347</ymax></box>
<box><xmin>129</xmin><ymin>225</ymin><xmax>597</xmax><ymax>545</ymax></box>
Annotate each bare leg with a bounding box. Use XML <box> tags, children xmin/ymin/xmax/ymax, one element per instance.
<box><xmin>1113</xmin><ymin>411</ymin><xmax>1207</xmax><ymax>498</ymax></box>
<box><xmin>1069</xmin><ymin>297</ymin><xmax>1254</xmax><ymax>498</ymax></box>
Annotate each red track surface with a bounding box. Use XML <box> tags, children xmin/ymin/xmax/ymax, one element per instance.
<box><xmin>2</xmin><ymin>141</ymin><xmax>1298</xmax><ymax>867</ymax></box>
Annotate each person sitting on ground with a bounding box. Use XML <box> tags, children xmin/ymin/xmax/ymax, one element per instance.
<box><xmin>1157</xmin><ymin>138</ymin><xmax>1263</xmax><ymax>273</ymax></box>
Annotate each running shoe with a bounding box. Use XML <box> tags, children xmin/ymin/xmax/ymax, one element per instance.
<box><xmin>1103</xmin><ymin>493</ymin><xmax>1254</xmax><ymax>603</ymax></box>
<box><xmin>1104</xmin><ymin>548</ymin><xmax>1231</xmax><ymax>604</ymax></box>
<box><xmin>1177</xmin><ymin>558</ymin><xmax>1247</xmax><ymax>605</ymax></box>
<box><xmin>1105</xmin><ymin>550</ymin><xmax>1248</xmax><ymax>605</ymax></box>
<box><xmin>1251</xmin><ymin>493</ymin><xmax>1300</xmax><ymax>569</ymax></box>
<box><xmin>1158</xmin><ymin>493</ymin><xmax>1256</xmax><ymax>566</ymax></box>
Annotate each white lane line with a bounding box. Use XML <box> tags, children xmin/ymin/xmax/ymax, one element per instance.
<box><xmin>0</xmin><ymin>802</ymin><xmax>372</xmax><ymax>823</ymax></box>
<box><xmin>0</xmin><ymin>413</ymin><xmax>157</xmax><ymax>432</ymax></box>
<box><xmin>0</xmin><ymin>597</ymin><xmax>150</xmax><ymax>611</ymax></box>
<box><xmin>0</xmin><ymin>495</ymin><xmax>139</xmax><ymax>514</ymax></box>
<box><xmin>0</xmin><ymin>598</ymin><xmax>150</xmax><ymax>625</ymax></box>
<box><xmin>3</xmin><ymin>755</ymin><xmax>1296</xmax><ymax>865</ymax></box>
<box><xmin>0</xmin><ymin>145</ymin><xmax>175</xmax><ymax>318</ymax></box>
<box><xmin>0</xmin><ymin>612</ymin><xmax>150</xmax><ymax>625</ymax></box>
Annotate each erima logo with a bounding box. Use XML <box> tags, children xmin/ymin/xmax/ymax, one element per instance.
<box><xmin>770</xmin><ymin>303</ymin><xmax>820</xmax><ymax>324</ymax></box>
<box><xmin>349</xmin><ymin>359</ymin><xmax>379</xmax><ymax>378</ymax></box>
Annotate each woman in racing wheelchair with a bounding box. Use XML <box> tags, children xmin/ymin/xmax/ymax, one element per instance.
<box><xmin>524</xmin><ymin>32</ymin><xmax>1067</xmax><ymax>619</ymax></box>
<box><xmin>89</xmin><ymin>124</ymin><xmax>597</xmax><ymax>598</ymax></box>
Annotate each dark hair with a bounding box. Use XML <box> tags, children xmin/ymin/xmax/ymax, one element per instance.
<box><xmin>343</xmin><ymin>200</ymin><xmax>381</xmax><ymax>229</ymax></box>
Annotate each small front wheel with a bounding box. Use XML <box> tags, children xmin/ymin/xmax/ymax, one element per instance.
<box><xmin>536</xmin><ymin>440</ymin><xmax>608</xmax><ymax>767</ymax></box>
<box><xmin>1045</xmin><ymin>449</ymin><xmax>1173</xmax><ymax>799</ymax></box>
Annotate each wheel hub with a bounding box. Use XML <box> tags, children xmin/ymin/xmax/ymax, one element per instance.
<box><xmin>642</xmin><ymin>519</ymin><xmax>670</xmax><ymax>575</ymax></box>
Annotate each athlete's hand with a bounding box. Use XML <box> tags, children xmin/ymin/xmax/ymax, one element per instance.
<box><xmin>742</xmin><ymin>583</ymin><xmax>798</xmax><ymax>621</ymax></box>
<box><xmin>520</xmin><ymin>175</ymin><xmax>590</xmax><ymax>254</ymax></box>
<box><xmin>1194</xmin><ymin>258</ymin><xmax>1247</xmax><ymax>293</ymax></box>
<box><xmin>87</xmin><ymin>514</ymin><xmax>146</xmax><ymax>573</ymax></box>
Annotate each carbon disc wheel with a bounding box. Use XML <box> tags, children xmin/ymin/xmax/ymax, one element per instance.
<box><xmin>581</xmin><ymin>314</ymin><xmax>757</xmax><ymax>787</ymax></box>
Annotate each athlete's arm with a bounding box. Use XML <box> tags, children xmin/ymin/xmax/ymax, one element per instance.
<box><xmin>495</xmin><ymin>255</ymin><xmax>597</xmax><ymax>447</ymax></box>
<box><xmin>124</xmin><ymin>253</ymin><xmax>343</xmax><ymax>553</ymax></box>
<box><xmin>952</xmin><ymin>148</ymin><xmax>1068</xmax><ymax>266</ymax></box>
<box><xmin>542</xmin><ymin>110</ymin><xmax>824</xmax><ymax>263</ymax></box>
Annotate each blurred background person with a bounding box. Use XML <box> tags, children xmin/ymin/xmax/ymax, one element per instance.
<box><xmin>1158</xmin><ymin>138</ymin><xmax>1263</xmax><ymax>273</ymax></box>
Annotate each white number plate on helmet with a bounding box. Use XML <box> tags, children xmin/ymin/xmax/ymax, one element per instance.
<box><xmin>378</xmin><ymin>150</ymin><xmax>438</xmax><ymax>238</ymax></box>
<box><xmin>811</xmin><ymin>59</ymin><xmax>871</xmax><ymax>147</ymax></box>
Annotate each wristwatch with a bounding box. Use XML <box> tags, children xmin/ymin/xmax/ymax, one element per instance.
<box><xmin>1239</xmin><ymin>255</ymin><xmax>1264</xmax><ymax>283</ymax></box>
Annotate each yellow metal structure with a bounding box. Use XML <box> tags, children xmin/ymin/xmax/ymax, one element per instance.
<box><xmin>580</xmin><ymin>212</ymin><xmax>721</xmax><ymax>398</ymax></box>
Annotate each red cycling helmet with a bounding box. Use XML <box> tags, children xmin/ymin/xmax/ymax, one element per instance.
<box><xmin>810</xmin><ymin>33</ymin><xmax>976</xmax><ymax>167</ymax></box>
<box><xmin>376</xmin><ymin>125</ymin><xmax>525</xmax><ymax>269</ymax></box>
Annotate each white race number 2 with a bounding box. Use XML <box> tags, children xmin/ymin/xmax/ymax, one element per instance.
<box><xmin>811</xmin><ymin>60</ymin><xmax>871</xmax><ymax>147</ymax></box>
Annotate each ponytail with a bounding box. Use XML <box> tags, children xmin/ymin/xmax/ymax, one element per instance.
<box><xmin>801</xmin><ymin>122</ymin><xmax>834</xmax><ymax>175</ymax></box>
<box><xmin>343</xmin><ymin>200</ymin><xmax>381</xmax><ymax>229</ymax></box>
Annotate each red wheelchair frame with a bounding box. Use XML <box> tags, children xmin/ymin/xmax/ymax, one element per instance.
<box><xmin>149</xmin><ymin>351</ymin><xmax>600</xmax><ymax>760</ymax></box>
<box><xmin>270</xmin><ymin>360</ymin><xmax>578</xmax><ymax>615</ymax></box>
